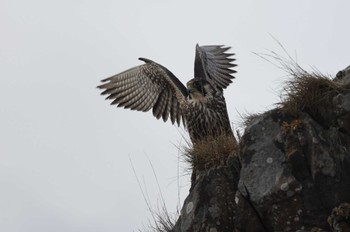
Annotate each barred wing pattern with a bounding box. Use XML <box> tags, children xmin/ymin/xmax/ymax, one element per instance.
<box><xmin>98</xmin><ymin>58</ymin><xmax>188</xmax><ymax>126</ymax></box>
<box><xmin>194</xmin><ymin>44</ymin><xmax>237</xmax><ymax>89</ymax></box>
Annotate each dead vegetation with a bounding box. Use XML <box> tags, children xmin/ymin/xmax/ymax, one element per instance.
<box><xmin>130</xmin><ymin>156</ymin><xmax>179</xmax><ymax>232</ymax></box>
<box><xmin>183</xmin><ymin>134</ymin><xmax>239</xmax><ymax>172</ymax></box>
<box><xmin>141</xmin><ymin>206</ymin><xmax>177</xmax><ymax>232</ymax></box>
<box><xmin>255</xmin><ymin>40</ymin><xmax>349</xmax><ymax>121</ymax></box>
<box><xmin>279</xmin><ymin>68</ymin><xmax>346</xmax><ymax>116</ymax></box>
<box><xmin>239</xmin><ymin>111</ymin><xmax>263</xmax><ymax>129</ymax></box>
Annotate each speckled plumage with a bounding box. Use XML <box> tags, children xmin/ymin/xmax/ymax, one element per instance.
<box><xmin>98</xmin><ymin>44</ymin><xmax>236</xmax><ymax>143</ymax></box>
<box><xmin>183</xmin><ymin>91</ymin><xmax>233</xmax><ymax>142</ymax></box>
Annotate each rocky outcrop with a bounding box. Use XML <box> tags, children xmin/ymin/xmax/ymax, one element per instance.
<box><xmin>172</xmin><ymin>155</ymin><xmax>241</xmax><ymax>232</ymax></box>
<box><xmin>172</xmin><ymin>66</ymin><xmax>350</xmax><ymax>232</ymax></box>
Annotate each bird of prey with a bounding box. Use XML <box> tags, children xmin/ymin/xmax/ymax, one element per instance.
<box><xmin>98</xmin><ymin>44</ymin><xmax>236</xmax><ymax>143</ymax></box>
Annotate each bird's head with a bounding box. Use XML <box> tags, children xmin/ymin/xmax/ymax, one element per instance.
<box><xmin>186</xmin><ymin>79</ymin><xmax>216</xmax><ymax>101</ymax></box>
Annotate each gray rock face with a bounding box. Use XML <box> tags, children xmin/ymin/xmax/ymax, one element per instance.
<box><xmin>172</xmin><ymin>156</ymin><xmax>240</xmax><ymax>232</ymax></box>
<box><xmin>335</xmin><ymin>65</ymin><xmax>350</xmax><ymax>86</ymax></box>
<box><xmin>237</xmin><ymin>110</ymin><xmax>350</xmax><ymax>231</ymax></box>
<box><xmin>172</xmin><ymin>66</ymin><xmax>350</xmax><ymax>232</ymax></box>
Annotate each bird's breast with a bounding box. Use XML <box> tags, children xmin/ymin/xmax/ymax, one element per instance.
<box><xmin>183</xmin><ymin>95</ymin><xmax>232</xmax><ymax>142</ymax></box>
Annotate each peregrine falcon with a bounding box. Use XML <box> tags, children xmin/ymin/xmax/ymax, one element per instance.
<box><xmin>98</xmin><ymin>44</ymin><xmax>236</xmax><ymax>143</ymax></box>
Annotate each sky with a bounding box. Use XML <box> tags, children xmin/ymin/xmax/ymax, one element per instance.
<box><xmin>1</xmin><ymin>0</ymin><xmax>349</xmax><ymax>231</ymax></box>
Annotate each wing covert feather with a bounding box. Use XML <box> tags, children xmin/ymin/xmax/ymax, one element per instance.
<box><xmin>98</xmin><ymin>58</ymin><xmax>187</xmax><ymax>126</ymax></box>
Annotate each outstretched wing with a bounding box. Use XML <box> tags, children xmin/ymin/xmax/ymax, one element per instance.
<box><xmin>194</xmin><ymin>44</ymin><xmax>237</xmax><ymax>89</ymax></box>
<box><xmin>98</xmin><ymin>58</ymin><xmax>188</xmax><ymax>126</ymax></box>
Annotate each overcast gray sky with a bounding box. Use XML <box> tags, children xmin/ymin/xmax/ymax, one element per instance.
<box><xmin>1</xmin><ymin>0</ymin><xmax>349</xmax><ymax>231</ymax></box>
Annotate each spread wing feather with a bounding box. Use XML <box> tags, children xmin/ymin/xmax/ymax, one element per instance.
<box><xmin>194</xmin><ymin>44</ymin><xmax>237</xmax><ymax>89</ymax></box>
<box><xmin>98</xmin><ymin>58</ymin><xmax>188</xmax><ymax>125</ymax></box>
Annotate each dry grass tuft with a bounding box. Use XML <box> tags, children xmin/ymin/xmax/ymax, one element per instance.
<box><xmin>241</xmin><ymin>112</ymin><xmax>263</xmax><ymax>128</ymax></box>
<box><xmin>142</xmin><ymin>206</ymin><xmax>178</xmax><ymax>232</ymax></box>
<box><xmin>152</xmin><ymin>212</ymin><xmax>176</xmax><ymax>232</ymax></box>
<box><xmin>130</xmin><ymin>156</ymin><xmax>179</xmax><ymax>232</ymax></box>
<box><xmin>255</xmin><ymin>39</ymin><xmax>348</xmax><ymax>117</ymax></box>
<box><xmin>183</xmin><ymin>134</ymin><xmax>239</xmax><ymax>171</ymax></box>
<box><xmin>280</xmin><ymin>68</ymin><xmax>346</xmax><ymax>116</ymax></box>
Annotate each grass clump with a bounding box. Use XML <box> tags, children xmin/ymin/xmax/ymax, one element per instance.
<box><xmin>184</xmin><ymin>134</ymin><xmax>239</xmax><ymax>172</ymax></box>
<box><xmin>280</xmin><ymin>68</ymin><xmax>346</xmax><ymax>116</ymax></box>
<box><xmin>255</xmin><ymin>39</ymin><xmax>349</xmax><ymax>119</ymax></box>
<box><xmin>240</xmin><ymin>112</ymin><xmax>263</xmax><ymax>129</ymax></box>
<box><xmin>142</xmin><ymin>206</ymin><xmax>178</xmax><ymax>232</ymax></box>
